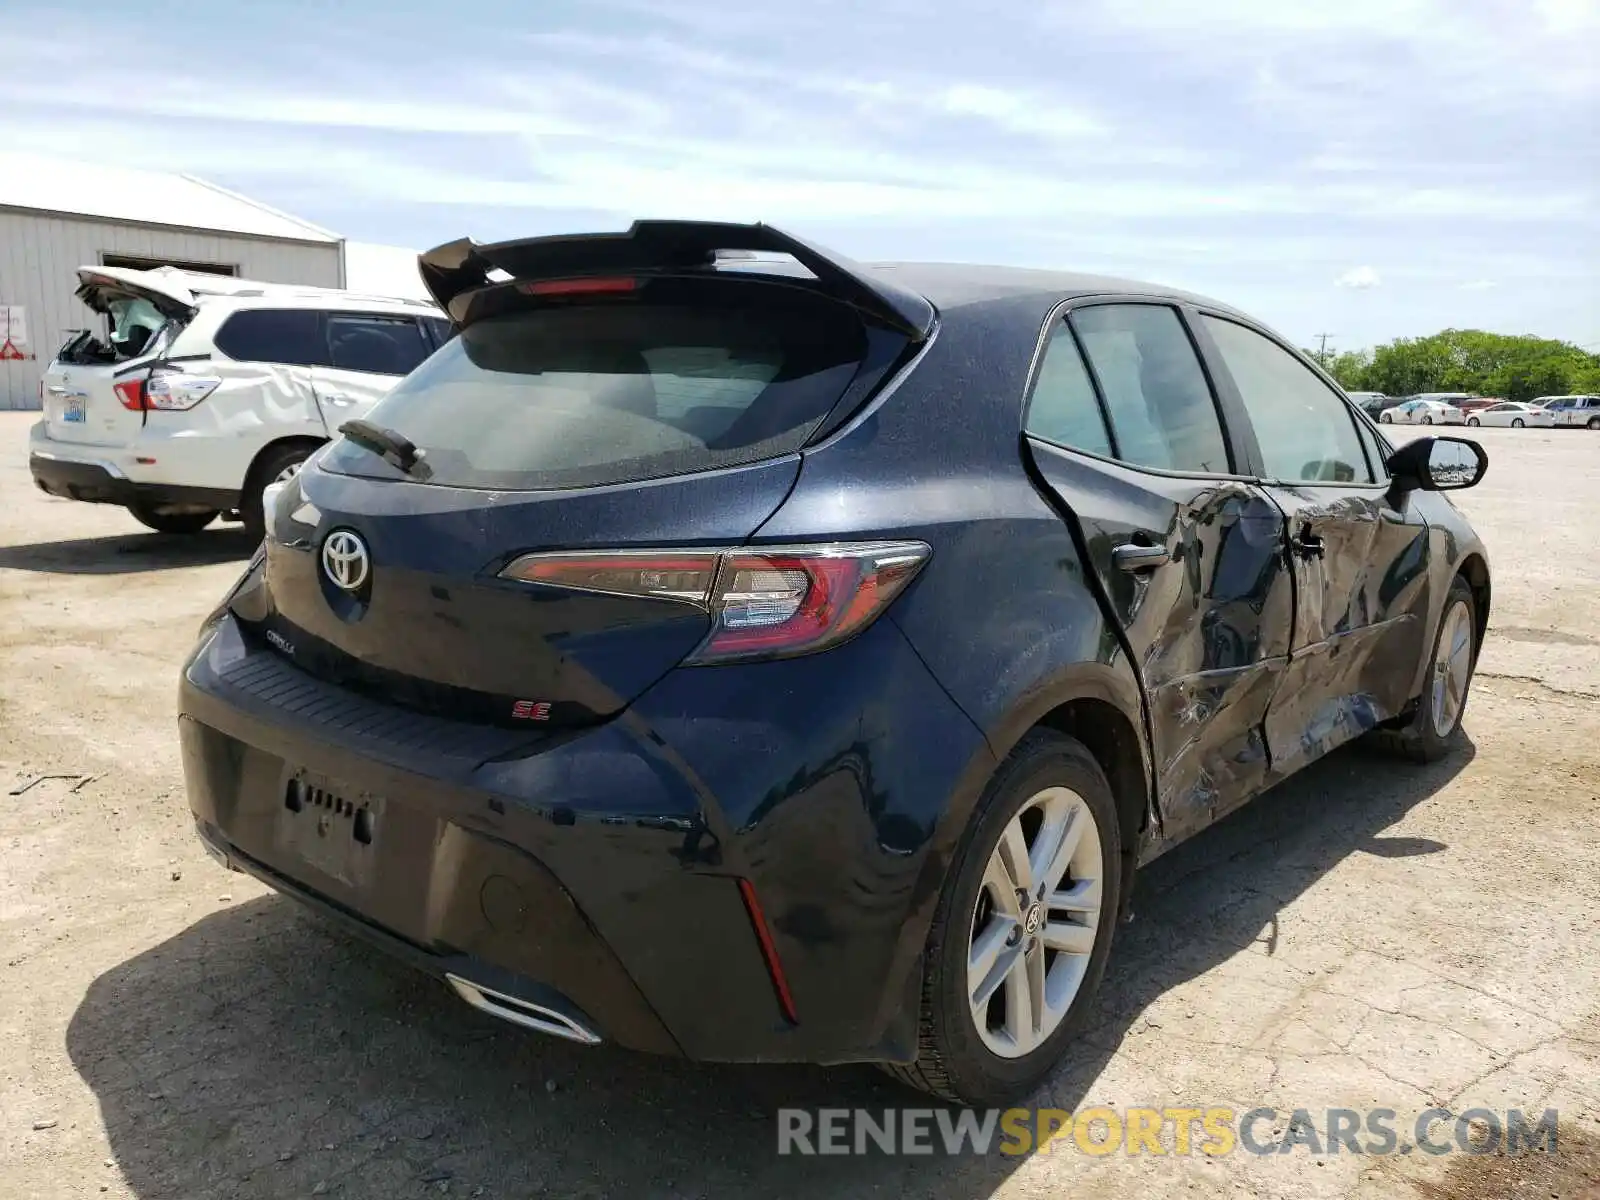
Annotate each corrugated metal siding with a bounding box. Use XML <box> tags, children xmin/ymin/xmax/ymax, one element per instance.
<box><xmin>0</xmin><ymin>211</ymin><xmax>342</xmax><ymax>409</ymax></box>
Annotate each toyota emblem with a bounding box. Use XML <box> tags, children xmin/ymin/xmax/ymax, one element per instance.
<box><xmin>321</xmin><ymin>529</ymin><xmax>370</xmax><ymax>592</ymax></box>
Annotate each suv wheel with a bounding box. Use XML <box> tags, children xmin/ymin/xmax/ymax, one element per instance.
<box><xmin>1372</xmin><ymin>576</ymin><xmax>1476</xmax><ymax>763</ymax></box>
<box><xmin>881</xmin><ymin>731</ymin><xmax>1121</xmax><ymax>1105</ymax></box>
<box><xmin>128</xmin><ymin>504</ymin><xmax>218</xmax><ymax>536</ymax></box>
<box><xmin>242</xmin><ymin>443</ymin><xmax>317</xmax><ymax>540</ymax></box>
<box><xmin>1588</xmin><ymin>416</ymin><xmax>1600</xmax><ymax>430</ymax></box>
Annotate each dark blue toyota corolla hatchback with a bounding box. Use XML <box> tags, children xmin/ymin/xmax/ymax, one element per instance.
<box><xmin>180</xmin><ymin>221</ymin><xmax>1491</xmax><ymax>1104</ymax></box>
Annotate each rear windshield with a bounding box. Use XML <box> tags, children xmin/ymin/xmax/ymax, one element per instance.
<box><xmin>320</xmin><ymin>280</ymin><xmax>867</xmax><ymax>490</ymax></box>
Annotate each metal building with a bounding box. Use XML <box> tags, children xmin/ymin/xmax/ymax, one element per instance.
<box><xmin>0</xmin><ymin>153</ymin><xmax>344</xmax><ymax>409</ymax></box>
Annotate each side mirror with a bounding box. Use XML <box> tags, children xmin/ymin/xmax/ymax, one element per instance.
<box><xmin>1386</xmin><ymin>436</ymin><xmax>1487</xmax><ymax>499</ymax></box>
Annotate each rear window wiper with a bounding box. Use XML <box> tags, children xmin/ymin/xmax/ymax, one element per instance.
<box><xmin>338</xmin><ymin>419</ymin><xmax>428</xmax><ymax>476</ymax></box>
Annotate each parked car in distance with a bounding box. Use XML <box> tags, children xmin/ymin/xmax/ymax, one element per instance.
<box><xmin>1466</xmin><ymin>402</ymin><xmax>1553</xmax><ymax>428</ymax></box>
<box><xmin>1455</xmin><ymin>397</ymin><xmax>1501</xmax><ymax>415</ymax></box>
<box><xmin>30</xmin><ymin>265</ymin><xmax>451</xmax><ymax>537</ymax></box>
<box><xmin>179</xmin><ymin>220</ymin><xmax>1492</xmax><ymax>1107</ymax></box>
<box><xmin>1347</xmin><ymin>390</ymin><xmax>1393</xmax><ymax>418</ymax></box>
<box><xmin>1537</xmin><ymin>395</ymin><xmax>1600</xmax><ymax>429</ymax></box>
<box><xmin>1380</xmin><ymin>397</ymin><xmax>1466</xmax><ymax>425</ymax></box>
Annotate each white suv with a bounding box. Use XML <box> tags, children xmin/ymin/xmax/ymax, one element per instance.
<box><xmin>1535</xmin><ymin>395</ymin><xmax>1600</xmax><ymax>429</ymax></box>
<box><xmin>29</xmin><ymin>265</ymin><xmax>449</xmax><ymax>537</ymax></box>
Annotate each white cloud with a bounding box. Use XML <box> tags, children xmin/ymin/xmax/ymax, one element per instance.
<box><xmin>0</xmin><ymin>0</ymin><xmax>1595</xmax><ymax>350</ymax></box>
<box><xmin>1460</xmin><ymin>279</ymin><xmax>1498</xmax><ymax>291</ymax></box>
<box><xmin>936</xmin><ymin>84</ymin><xmax>1105</xmax><ymax>139</ymax></box>
<box><xmin>1335</xmin><ymin>266</ymin><xmax>1383</xmax><ymax>290</ymax></box>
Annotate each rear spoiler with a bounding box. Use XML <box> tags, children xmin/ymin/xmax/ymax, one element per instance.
<box><xmin>417</xmin><ymin>220</ymin><xmax>935</xmax><ymax>339</ymax></box>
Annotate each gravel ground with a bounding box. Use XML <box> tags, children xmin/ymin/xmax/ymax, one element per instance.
<box><xmin>2</xmin><ymin>413</ymin><xmax>1597</xmax><ymax>1199</ymax></box>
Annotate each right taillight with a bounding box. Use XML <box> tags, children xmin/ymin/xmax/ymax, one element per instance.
<box><xmin>498</xmin><ymin>541</ymin><xmax>930</xmax><ymax>663</ymax></box>
<box><xmin>146</xmin><ymin>370</ymin><xmax>222</xmax><ymax>411</ymax></box>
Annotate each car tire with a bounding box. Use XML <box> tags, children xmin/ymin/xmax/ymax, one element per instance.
<box><xmin>1512</xmin><ymin>418</ymin><xmax>1524</xmax><ymax>428</ymax></box>
<box><xmin>1380</xmin><ymin>412</ymin><xmax>1392</xmax><ymax>423</ymax></box>
<box><xmin>1422</xmin><ymin>415</ymin><xmax>1433</xmax><ymax>424</ymax></box>
<box><xmin>1371</xmin><ymin>576</ymin><xmax>1477</xmax><ymax>764</ymax></box>
<box><xmin>880</xmin><ymin>730</ymin><xmax>1122</xmax><ymax>1106</ymax></box>
<box><xmin>128</xmin><ymin>504</ymin><xmax>218</xmax><ymax>536</ymax></box>
<box><xmin>242</xmin><ymin>442</ymin><xmax>317</xmax><ymax>541</ymax></box>
<box><xmin>1588</xmin><ymin>417</ymin><xmax>1600</xmax><ymax>430</ymax></box>
<box><xmin>1467</xmin><ymin>417</ymin><xmax>1480</xmax><ymax>426</ymax></box>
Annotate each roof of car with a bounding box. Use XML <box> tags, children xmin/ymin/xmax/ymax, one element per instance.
<box><xmin>866</xmin><ymin>261</ymin><xmax>1237</xmax><ymax>314</ymax></box>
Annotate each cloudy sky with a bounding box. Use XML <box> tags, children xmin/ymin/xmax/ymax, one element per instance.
<box><xmin>1</xmin><ymin>0</ymin><xmax>1595</xmax><ymax>351</ymax></box>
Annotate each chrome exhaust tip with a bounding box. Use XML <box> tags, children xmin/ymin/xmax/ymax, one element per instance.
<box><xmin>444</xmin><ymin>974</ymin><xmax>602</xmax><ymax>1046</ymax></box>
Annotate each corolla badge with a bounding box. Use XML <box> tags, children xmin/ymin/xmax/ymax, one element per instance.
<box><xmin>321</xmin><ymin>529</ymin><xmax>371</xmax><ymax>592</ymax></box>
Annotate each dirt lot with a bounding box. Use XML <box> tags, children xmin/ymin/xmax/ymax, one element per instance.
<box><xmin>2</xmin><ymin>412</ymin><xmax>1598</xmax><ymax>1199</ymax></box>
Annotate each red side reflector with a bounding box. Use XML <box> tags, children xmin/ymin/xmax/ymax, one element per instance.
<box><xmin>737</xmin><ymin>878</ymin><xmax>798</xmax><ymax>1025</ymax></box>
<box><xmin>113</xmin><ymin>379</ymin><xmax>146</xmax><ymax>411</ymax></box>
<box><xmin>518</xmin><ymin>276</ymin><xmax>638</xmax><ymax>297</ymax></box>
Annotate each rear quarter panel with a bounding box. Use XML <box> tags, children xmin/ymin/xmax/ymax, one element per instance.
<box><xmin>751</xmin><ymin>299</ymin><xmax>1152</xmax><ymax>1047</ymax></box>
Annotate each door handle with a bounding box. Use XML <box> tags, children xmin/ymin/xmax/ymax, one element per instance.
<box><xmin>1112</xmin><ymin>542</ymin><xmax>1171</xmax><ymax>572</ymax></box>
<box><xmin>1292</xmin><ymin>528</ymin><xmax>1326</xmax><ymax>559</ymax></box>
<box><xmin>322</xmin><ymin>393</ymin><xmax>354</xmax><ymax>406</ymax></box>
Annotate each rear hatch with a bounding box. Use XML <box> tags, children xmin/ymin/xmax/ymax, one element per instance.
<box><xmin>231</xmin><ymin>265</ymin><xmax>913</xmax><ymax>729</ymax></box>
<box><xmin>41</xmin><ymin>268</ymin><xmax>197</xmax><ymax>447</ymax></box>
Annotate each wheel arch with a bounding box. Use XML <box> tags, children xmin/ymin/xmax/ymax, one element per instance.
<box><xmin>1457</xmin><ymin>552</ymin><xmax>1491</xmax><ymax>656</ymax></box>
<box><xmin>870</xmin><ymin>666</ymin><xmax>1153</xmax><ymax>1061</ymax></box>
<box><xmin>243</xmin><ymin>435</ymin><xmax>327</xmax><ymax>495</ymax></box>
<box><xmin>979</xmin><ymin>662</ymin><xmax>1154</xmax><ymax>910</ymax></box>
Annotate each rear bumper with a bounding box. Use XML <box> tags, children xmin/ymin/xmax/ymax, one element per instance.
<box><xmin>31</xmin><ymin>449</ymin><xmax>237</xmax><ymax>511</ymax></box>
<box><xmin>179</xmin><ymin>613</ymin><xmax>993</xmax><ymax>1065</ymax></box>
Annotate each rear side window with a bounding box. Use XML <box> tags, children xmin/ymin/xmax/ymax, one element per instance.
<box><xmin>1024</xmin><ymin>323</ymin><xmax>1113</xmax><ymax>457</ymax></box>
<box><xmin>1070</xmin><ymin>304</ymin><xmax>1231</xmax><ymax>474</ymax></box>
<box><xmin>320</xmin><ymin>280</ymin><xmax>868</xmax><ymax>490</ymax></box>
<box><xmin>214</xmin><ymin>309</ymin><xmax>327</xmax><ymax>367</ymax></box>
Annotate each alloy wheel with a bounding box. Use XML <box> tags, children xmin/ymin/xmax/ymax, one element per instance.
<box><xmin>273</xmin><ymin>461</ymin><xmax>304</xmax><ymax>484</ymax></box>
<box><xmin>1430</xmin><ymin>600</ymin><xmax>1473</xmax><ymax>737</ymax></box>
<box><xmin>967</xmin><ymin>786</ymin><xmax>1102</xmax><ymax>1059</ymax></box>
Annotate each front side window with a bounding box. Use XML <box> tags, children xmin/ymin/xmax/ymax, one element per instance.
<box><xmin>1069</xmin><ymin>304</ymin><xmax>1230</xmax><ymax>473</ymax></box>
<box><xmin>327</xmin><ymin>314</ymin><xmax>432</xmax><ymax>376</ymax></box>
<box><xmin>1351</xmin><ymin>410</ymin><xmax>1389</xmax><ymax>479</ymax></box>
<box><xmin>1023</xmin><ymin>323</ymin><xmax>1114</xmax><ymax>458</ymax></box>
<box><xmin>424</xmin><ymin>317</ymin><xmax>455</xmax><ymax>348</ymax></box>
<box><xmin>1202</xmin><ymin>317</ymin><xmax>1372</xmax><ymax>484</ymax></box>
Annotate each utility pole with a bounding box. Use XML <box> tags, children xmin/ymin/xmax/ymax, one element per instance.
<box><xmin>1314</xmin><ymin>333</ymin><xmax>1335</xmax><ymax>367</ymax></box>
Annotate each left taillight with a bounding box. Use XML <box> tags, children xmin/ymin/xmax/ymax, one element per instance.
<box><xmin>114</xmin><ymin>378</ymin><xmax>147</xmax><ymax>411</ymax></box>
<box><xmin>499</xmin><ymin>541</ymin><xmax>930</xmax><ymax>663</ymax></box>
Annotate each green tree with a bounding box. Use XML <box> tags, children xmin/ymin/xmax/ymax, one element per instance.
<box><xmin>1354</xmin><ymin>330</ymin><xmax>1600</xmax><ymax>403</ymax></box>
<box><xmin>1325</xmin><ymin>350</ymin><xmax>1373</xmax><ymax>390</ymax></box>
